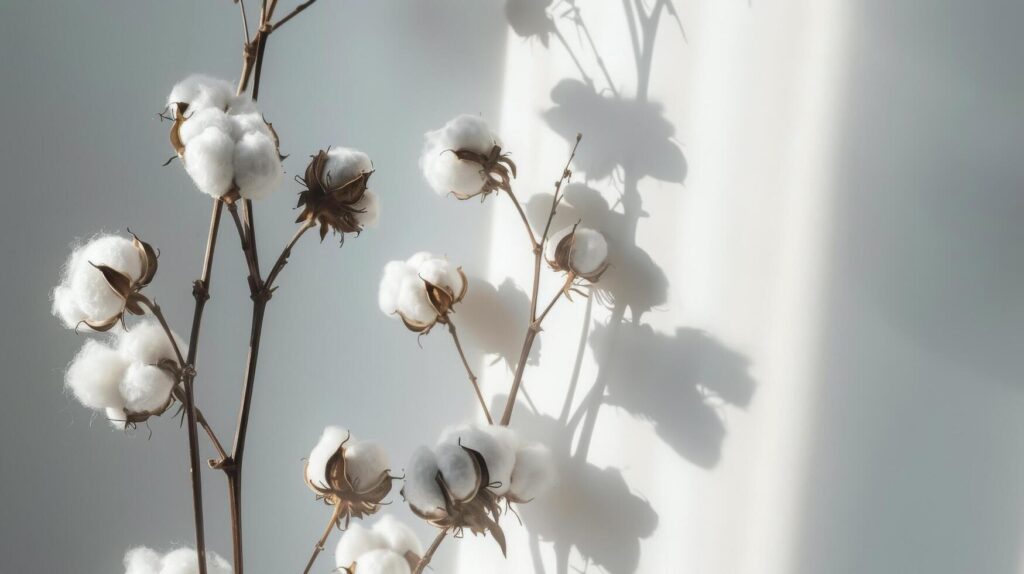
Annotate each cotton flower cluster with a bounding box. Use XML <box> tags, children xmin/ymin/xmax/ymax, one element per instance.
<box><xmin>546</xmin><ymin>225</ymin><xmax>609</xmax><ymax>282</ymax></box>
<box><xmin>167</xmin><ymin>74</ymin><xmax>282</xmax><ymax>200</ymax></box>
<box><xmin>64</xmin><ymin>320</ymin><xmax>184</xmax><ymax>429</ymax></box>
<box><xmin>378</xmin><ymin>252</ymin><xmax>467</xmax><ymax>333</ymax></box>
<box><xmin>334</xmin><ymin>516</ymin><xmax>423</xmax><ymax>574</ymax></box>
<box><xmin>52</xmin><ymin>233</ymin><xmax>159</xmax><ymax>331</ymax></box>
<box><xmin>295</xmin><ymin>147</ymin><xmax>379</xmax><ymax>241</ymax></box>
<box><xmin>124</xmin><ymin>546</ymin><xmax>232</xmax><ymax>574</ymax></box>
<box><xmin>306</xmin><ymin>426</ymin><xmax>393</xmax><ymax>520</ymax></box>
<box><xmin>421</xmin><ymin>114</ymin><xmax>514</xmax><ymax>200</ymax></box>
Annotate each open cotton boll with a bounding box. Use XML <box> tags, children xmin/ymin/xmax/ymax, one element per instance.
<box><xmin>178</xmin><ymin>108</ymin><xmax>233</xmax><ymax>146</ymax></box>
<box><xmin>344</xmin><ymin>440</ymin><xmax>390</xmax><ymax>491</ymax></box>
<box><xmin>568</xmin><ymin>228</ymin><xmax>609</xmax><ymax>274</ymax></box>
<box><xmin>354</xmin><ymin>190</ymin><xmax>380</xmax><ymax>228</ymax></box>
<box><xmin>439</xmin><ymin>425</ymin><xmax>516</xmax><ymax>495</ymax></box>
<box><xmin>160</xmin><ymin>547</ymin><xmax>233</xmax><ymax>574</ymax></box>
<box><xmin>57</xmin><ymin>235</ymin><xmax>144</xmax><ymax>323</ymax></box>
<box><xmin>307</xmin><ymin>426</ymin><xmax>350</xmax><ymax>489</ymax></box>
<box><xmin>415</xmin><ymin>257</ymin><xmax>463</xmax><ymax>295</ymax></box>
<box><xmin>395</xmin><ymin>274</ymin><xmax>437</xmax><ymax>325</ymax></box>
<box><xmin>435</xmin><ymin>441</ymin><xmax>479</xmax><ymax>500</ymax></box>
<box><xmin>352</xmin><ymin>549</ymin><xmax>411</xmax><ymax>574</ymax></box>
<box><xmin>372</xmin><ymin>515</ymin><xmax>423</xmax><ymax>559</ymax></box>
<box><xmin>229</xmin><ymin>112</ymin><xmax>273</xmax><ymax>141</ymax></box>
<box><xmin>421</xmin><ymin>115</ymin><xmax>501</xmax><ymax>197</ymax></box>
<box><xmin>168</xmin><ymin>74</ymin><xmax>235</xmax><ymax>115</ymax></box>
<box><xmin>509</xmin><ymin>443</ymin><xmax>557</xmax><ymax>501</ymax></box>
<box><xmin>65</xmin><ymin>340</ymin><xmax>129</xmax><ymax>410</ymax></box>
<box><xmin>119</xmin><ymin>364</ymin><xmax>174</xmax><ymax>413</ymax></box>
<box><xmin>335</xmin><ymin>523</ymin><xmax>387</xmax><ymax>569</ymax></box>
<box><xmin>118</xmin><ymin>320</ymin><xmax>184</xmax><ymax>365</ymax></box>
<box><xmin>403</xmin><ymin>446</ymin><xmax>445</xmax><ymax>515</ymax></box>
<box><xmin>233</xmin><ymin>132</ymin><xmax>282</xmax><ymax>200</ymax></box>
<box><xmin>183</xmin><ymin>127</ymin><xmax>236</xmax><ymax>198</ymax></box>
<box><xmin>124</xmin><ymin>546</ymin><xmax>162</xmax><ymax>574</ymax></box>
<box><xmin>378</xmin><ymin>261</ymin><xmax>414</xmax><ymax>316</ymax></box>
<box><xmin>323</xmin><ymin>147</ymin><xmax>373</xmax><ymax>188</ymax></box>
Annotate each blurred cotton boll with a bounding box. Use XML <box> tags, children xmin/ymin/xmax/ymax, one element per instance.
<box><xmin>421</xmin><ymin>114</ymin><xmax>503</xmax><ymax>199</ymax></box>
<box><xmin>122</xmin><ymin>546</ymin><xmax>232</xmax><ymax>574</ymax></box>
<box><xmin>508</xmin><ymin>442</ymin><xmax>557</xmax><ymax>502</ymax></box>
<box><xmin>353</xmin><ymin>549</ymin><xmax>412</xmax><ymax>574</ymax></box>
<box><xmin>334</xmin><ymin>517</ymin><xmax>422</xmax><ymax>573</ymax></box>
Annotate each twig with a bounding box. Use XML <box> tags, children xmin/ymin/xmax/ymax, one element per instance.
<box><xmin>237</xmin><ymin>0</ymin><xmax>251</xmax><ymax>43</ymax></box>
<box><xmin>447</xmin><ymin>320</ymin><xmax>493</xmax><ymax>424</ymax></box>
<box><xmin>265</xmin><ymin>219</ymin><xmax>315</xmax><ymax>289</ymax></box>
<box><xmin>412</xmin><ymin>529</ymin><xmax>449</xmax><ymax>574</ymax></box>
<box><xmin>301</xmin><ymin>503</ymin><xmax>345</xmax><ymax>574</ymax></box>
<box><xmin>169</xmin><ymin>387</ymin><xmax>229</xmax><ymax>461</ymax></box>
<box><xmin>269</xmin><ymin>0</ymin><xmax>320</xmax><ymax>32</ymax></box>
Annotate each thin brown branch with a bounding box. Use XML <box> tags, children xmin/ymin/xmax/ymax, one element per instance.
<box><xmin>265</xmin><ymin>219</ymin><xmax>315</xmax><ymax>289</ymax></box>
<box><xmin>412</xmin><ymin>529</ymin><xmax>449</xmax><ymax>574</ymax></box>
<box><xmin>447</xmin><ymin>320</ymin><xmax>493</xmax><ymax>424</ymax></box>
<box><xmin>302</xmin><ymin>503</ymin><xmax>345</xmax><ymax>574</ymax></box>
<box><xmin>135</xmin><ymin>295</ymin><xmax>186</xmax><ymax>366</ymax></box>
<box><xmin>237</xmin><ymin>0</ymin><xmax>251</xmax><ymax>43</ymax></box>
<box><xmin>170</xmin><ymin>386</ymin><xmax>229</xmax><ymax>461</ymax></box>
<box><xmin>226</xmin><ymin>200</ymin><xmax>264</xmax><ymax>292</ymax></box>
<box><xmin>504</xmin><ymin>188</ymin><xmax>539</xmax><ymax>249</ymax></box>
<box><xmin>269</xmin><ymin>0</ymin><xmax>320</xmax><ymax>32</ymax></box>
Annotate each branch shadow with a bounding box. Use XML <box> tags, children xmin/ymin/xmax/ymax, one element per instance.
<box><xmin>458</xmin><ymin>274</ymin><xmax>541</xmax><ymax>370</ymax></box>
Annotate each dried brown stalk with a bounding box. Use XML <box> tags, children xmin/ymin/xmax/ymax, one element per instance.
<box><xmin>301</xmin><ymin>503</ymin><xmax>345</xmax><ymax>574</ymax></box>
<box><xmin>447</xmin><ymin>320</ymin><xmax>493</xmax><ymax>424</ymax></box>
<box><xmin>412</xmin><ymin>528</ymin><xmax>449</xmax><ymax>574</ymax></box>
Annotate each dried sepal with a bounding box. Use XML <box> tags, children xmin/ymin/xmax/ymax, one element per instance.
<box><xmin>446</xmin><ymin>145</ymin><xmax>518</xmax><ymax>200</ymax></box>
<box><xmin>305</xmin><ymin>436</ymin><xmax>393</xmax><ymax>526</ymax></box>
<box><xmin>295</xmin><ymin>149</ymin><xmax>374</xmax><ymax>241</ymax></box>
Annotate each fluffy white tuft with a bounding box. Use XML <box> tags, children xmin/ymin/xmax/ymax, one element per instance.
<box><xmin>509</xmin><ymin>443</ymin><xmax>557</xmax><ymax>501</ymax></box>
<box><xmin>438</xmin><ymin>424</ymin><xmax>516</xmax><ymax>495</ymax></box>
<box><xmin>178</xmin><ymin>108</ymin><xmax>233</xmax><ymax>146</ymax></box>
<box><xmin>403</xmin><ymin>446</ymin><xmax>445</xmax><ymax>515</ymax></box>
<box><xmin>323</xmin><ymin>147</ymin><xmax>373</xmax><ymax>188</ymax></box>
<box><xmin>65</xmin><ymin>340</ymin><xmax>129</xmax><ymax>410</ymax></box>
<box><xmin>123</xmin><ymin>546</ymin><xmax>231</xmax><ymax>574</ymax></box>
<box><xmin>233</xmin><ymin>131</ymin><xmax>282</xmax><ymax>200</ymax></box>
<box><xmin>547</xmin><ymin>227</ymin><xmax>608</xmax><ymax>274</ymax></box>
<box><xmin>354</xmin><ymin>190</ymin><xmax>380</xmax><ymax>229</ymax></box>
<box><xmin>183</xmin><ymin>127</ymin><xmax>236</xmax><ymax>198</ymax></box>
<box><xmin>167</xmin><ymin>75</ymin><xmax>235</xmax><ymax>116</ymax></box>
<box><xmin>372</xmin><ymin>515</ymin><xmax>423</xmax><ymax>559</ymax></box>
<box><xmin>229</xmin><ymin>112</ymin><xmax>273</xmax><ymax>140</ymax></box>
<box><xmin>117</xmin><ymin>320</ymin><xmax>184</xmax><ymax>365</ymax></box>
<box><xmin>420</xmin><ymin>114</ymin><xmax>501</xmax><ymax>197</ymax></box>
<box><xmin>52</xmin><ymin>235</ymin><xmax>144</xmax><ymax>327</ymax></box>
<box><xmin>434</xmin><ymin>441</ymin><xmax>478</xmax><ymax>500</ymax></box>
<box><xmin>334</xmin><ymin>523</ymin><xmax>387</xmax><ymax>569</ymax></box>
<box><xmin>119</xmin><ymin>364</ymin><xmax>174</xmax><ymax>413</ymax></box>
<box><xmin>378</xmin><ymin>253</ymin><xmax>463</xmax><ymax>325</ymax></box>
<box><xmin>307</xmin><ymin>425</ymin><xmax>350</xmax><ymax>489</ymax></box>
<box><xmin>344</xmin><ymin>440</ymin><xmax>390</xmax><ymax>491</ymax></box>
<box><xmin>352</xmin><ymin>549</ymin><xmax>411</xmax><ymax>574</ymax></box>
<box><xmin>124</xmin><ymin>547</ymin><xmax>162</xmax><ymax>574</ymax></box>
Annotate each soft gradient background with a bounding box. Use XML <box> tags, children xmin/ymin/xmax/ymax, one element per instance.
<box><xmin>2</xmin><ymin>1</ymin><xmax>1023</xmax><ymax>573</ymax></box>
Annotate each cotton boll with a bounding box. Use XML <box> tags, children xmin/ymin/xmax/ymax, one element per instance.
<box><xmin>119</xmin><ymin>364</ymin><xmax>174</xmax><ymax>413</ymax></box>
<box><xmin>378</xmin><ymin>261</ymin><xmax>414</xmax><ymax>316</ymax></box>
<box><xmin>403</xmin><ymin>446</ymin><xmax>445</xmax><ymax>515</ymax></box>
<box><xmin>65</xmin><ymin>340</ymin><xmax>129</xmax><ymax>410</ymax></box>
<box><xmin>344</xmin><ymin>440</ymin><xmax>389</xmax><ymax>491</ymax></box>
<box><xmin>354</xmin><ymin>191</ymin><xmax>380</xmax><ymax>229</ymax></box>
<box><xmin>228</xmin><ymin>94</ymin><xmax>258</xmax><ymax>115</ymax></box>
<box><xmin>168</xmin><ymin>75</ymin><xmax>235</xmax><ymax>115</ymax></box>
<box><xmin>546</xmin><ymin>227</ymin><xmax>571</xmax><ymax>262</ymax></box>
<box><xmin>439</xmin><ymin>425</ymin><xmax>515</xmax><ymax>495</ymax></box>
<box><xmin>183</xmin><ymin>128</ymin><xmax>236</xmax><ymax>198</ymax></box>
<box><xmin>307</xmin><ymin>426</ymin><xmax>350</xmax><ymax>489</ymax></box>
<box><xmin>335</xmin><ymin>523</ymin><xmax>387</xmax><ymax>569</ymax></box>
<box><xmin>52</xmin><ymin>285</ymin><xmax>86</xmax><ymax>328</ymax></box>
<box><xmin>160</xmin><ymin>547</ymin><xmax>233</xmax><ymax>574</ymax></box>
<box><xmin>118</xmin><ymin>320</ymin><xmax>184</xmax><ymax>365</ymax></box>
<box><xmin>64</xmin><ymin>235</ymin><xmax>144</xmax><ymax>322</ymax></box>
<box><xmin>569</xmin><ymin>228</ymin><xmax>609</xmax><ymax>274</ymax></box>
<box><xmin>229</xmin><ymin>112</ymin><xmax>273</xmax><ymax>141</ymax></box>
<box><xmin>352</xmin><ymin>549</ymin><xmax>411</xmax><ymax>574</ymax></box>
<box><xmin>509</xmin><ymin>443</ymin><xmax>557</xmax><ymax>501</ymax></box>
<box><xmin>124</xmin><ymin>546</ymin><xmax>162</xmax><ymax>574</ymax></box>
<box><xmin>178</xmin><ymin>108</ymin><xmax>233</xmax><ymax>146</ymax></box>
<box><xmin>421</xmin><ymin>148</ymin><xmax>488</xmax><ymax>198</ymax></box>
<box><xmin>233</xmin><ymin>132</ymin><xmax>282</xmax><ymax>200</ymax></box>
<box><xmin>323</xmin><ymin>147</ymin><xmax>373</xmax><ymax>188</ymax></box>
<box><xmin>416</xmin><ymin>257</ymin><xmax>462</xmax><ymax>295</ymax></box>
<box><xmin>372</xmin><ymin>515</ymin><xmax>423</xmax><ymax>559</ymax></box>
<box><xmin>435</xmin><ymin>441</ymin><xmax>479</xmax><ymax>500</ymax></box>
<box><xmin>431</xmin><ymin>114</ymin><xmax>500</xmax><ymax>156</ymax></box>
<box><xmin>395</xmin><ymin>274</ymin><xmax>437</xmax><ymax>325</ymax></box>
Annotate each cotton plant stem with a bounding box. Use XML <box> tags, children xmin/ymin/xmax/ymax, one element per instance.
<box><xmin>169</xmin><ymin>387</ymin><xmax>229</xmax><ymax>461</ymax></box>
<box><xmin>265</xmin><ymin>219</ymin><xmax>315</xmax><ymax>289</ymax></box>
<box><xmin>447</xmin><ymin>320</ymin><xmax>493</xmax><ymax>424</ymax></box>
<box><xmin>412</xmin><ymin>529</ymin><xmax>449</xmax><ymax>574</ymax></box>
<box><xmin>301</xmin><ymin>503</ymin><xmax>346</xmax><ymax>574</ymax></box>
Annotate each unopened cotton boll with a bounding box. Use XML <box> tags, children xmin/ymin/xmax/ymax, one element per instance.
<box><xmin>168</xmin><ymin>75</ymin><xmax>235</xmax><ymax>115</ymax></box>
<box><xmin>233</xmin><ymin>131</ymin><xmax>282</xmax><ymax>200</ymax></box>
<box><xmin>117</xmin><ymin>320</ymin><xmax>184</xmax><ymax>365</ymax></box>
<box><xmin>354</xmin><ymin>191</ymin><xmax>380</xmax><ymax>228</ymax></box>
<box><xmin>159</xmin><ymin>547</ymin><xmax>233</xmax><ymax>574</ymax></box>
<box><xmin>435</xmin><ymin>441</ymin><xmax>479</xmax><ymax>501</ymax></box>
<box><xmin>335</xmin><ymin>523</ymin><xmax>387</xmax><ymax>569</ymax></box>
<box><xmin>52</xmin><ymin>235</ymin><xmax>144</xmax><ymax>327</ymax></box>
<box><xmin>509</xmin><ymin>443</ymin><xmax>557</xmax><ymax>502</ymax></box>
<box><xmin>119</xmin><ymin>363</ymin><xmax>174</xmax><ymax>413</ymax></box>
<box><xmin>65</xmin><ymin>340</ymin><xmax>129</xmax><ymax>410</ymax></box>
<box><xmin>353</xmin><ymin>549</ymin><xmax>411</xmax><ymax>574</ymax></box>
<box><xmin>421</xmin><ymin>114</ymin><xmax>501</xmax><ymax>197</ymax></box>
<box><xmin>183</xmin><ymin>127</ymin><xmax>236</xmax><ymax>198</ymax></box>
<box><xmin>403</xmin><ymin>446</ymin><xmax>445</xmax><ymax>515</ymax></box>
<box><xmin>372</xmin><ymin>515</ymin><xmax>423</xmax><ymax>559</ymax></box>
<box><xmin>344</xmin><ymin>440</ymin><xmax>390</xmax><ymax>491</ymax></box>
<box><xmin>439</xmin><ymin>424</ymin><xmax>516</xmax><ymax>495</ymax></box>
<box><xmin>307</xmin><ymin>426</ymin><xmax>350</xmax><ymax>489</ymax></box>
<box><xmin>323</xmin><ymin>147</ymin><xmax>373</xmax><ymax>188</ymax></box>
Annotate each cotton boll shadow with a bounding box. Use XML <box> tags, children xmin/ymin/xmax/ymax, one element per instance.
<box><xmin>544</xmin><ymin>78</ymin><xmax>687</xmax><ymax>184</ymax></box>
<box><xmin>589</xmin><ymin>322</ymin><xmax>755</xmax><ymax>468</ymax></box>
<box><xmin>505</xmin><ymin>0</ymin><xmax>554</xmax><ymax>47</ymax></box>
<box><xmin>456</xmin><ymin>275</ymin><xmax>541</xmax><ymax>369</ymax></box>
<box><xmin>493</xmin><ymin>397</ymin><xmax>658</xmax><ymax>574</ymax></box>
<box><xmin>527</xmin><ymin>184</ymin><xmax>669</xmax><ymax>320</ymax></box>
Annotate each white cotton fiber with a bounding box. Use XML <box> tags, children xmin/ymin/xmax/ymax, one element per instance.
<box><xmin>378</xmin><ymin>253</ymin><xmax>464</xmax><ymax>326</ymax></box>
<box><xmin>184</xmin><ymin>127</ymin><xmax>236</xmax><ymax>198</ymax></box>
<box><xmin>323</xmin><ymin>147</ymin><xmax>373</xmax><ymax>188</ymax></box>
<box><xmin>117</xmin><ymin>320</ymin><xmax>184</xmax><ymax>365</ymax></box>
<box><xmin>378</xmin><ymin>261</ymin><xmax>412</xmax><ymax>316</ymax></box>
<box><xmin>159</xmin><ymin>547</ymin><xmax>233</xmax><ymax>574</ymax></box>
<box><xmin>352</xmin><ymin>549</ymin><xmax>411</xmax><ymax>574</ymax></box>
<box><xmin>233</xmin><ymin>132</ymin><xmax>282</xmax><ymax>200</ymax></box>
<box><xmin>52</xmin><ymin>285</ymin><xmax>86</xmax><ymax>328</ymax></box>
<box><xmin>229</xmin><ymin>112</ymin><xmax>273</xmax><ymax>141</ymax></box>
<box><xmin>421</xmin><ymin>114</ymin><xmax>501</xmax><ymax>197</ymax></box>
<box><xmin>569</xmin><ymin>228</ymin><xmax>608</xmax><ymax>274</ymax></box>
<box><xmin>435</xmin><ymin>441</ymin><xmax>479</xmax><ymax>501</ymax></box>
<box><xmin>344</xmin><ymin>440</ymin><xmax>390</xmax><ymax>491</ymax></box>
<box><xmin>372</xmin><ymin>515</ymin><xmax>423</xmax><ymax>559</ymax></box>
<box><xmin>394</xmin><ymin>274</ymin><xmax>436</xmax><ymax>325</ymax></box>
<box><xmin>334</xmin><ymin>523</ymin><xmax>387</xmax><ymax>569</ymax></box>
<box><xmin>53</xmin><ymin>235</ymin><xmax>143</xmax><ymax>327</ymax></box>
<box><xmin>124</xmin><ymin>546</ymin><xmax>162</xmax><ymax>574</ymax></box>
<box><xmin>65</xmin><ymin>340</ymin><xmax>129</xmax><ymax>410</ymax></box>
<box><xmin>168</xmin><ymin>75</ymin><xmax>235</xmax><ymax>115</ymax></box>
<box><xmin>403</xmin><ymin>446</ymin><xmax>445</xmax><ymax>515</ymax></box>
<box><xmin>119</xmin><ymin>363</ymin><xmax>174</xmax><ymax>413</ymax></box>
<box><xmin>439</xmin><ymin>424</ymin><xmax>516</xmax><ymax>495</ymax></box>
<box><xmin>307</xmin><ymin>426</ymin><xmax>349</xmax><ymax>489</ymax></box>
<box><xmin>178</xmin><ymin>108</ymin><xmax>233</xmax><ymax>146</ymax></box>
<box><xmin>509</xmin><ymin>443</ymin><xmax>557</xmax><ymax>501</ymax></box>
<box><xmin>106</xmin><ymin>407</ymin><xmax>129</xmax><ymax>429</ymax></box>
<box><xmin>354</xmin><ymin>191</ymin><xmax>380</xmax><ymax>229</ymax></box>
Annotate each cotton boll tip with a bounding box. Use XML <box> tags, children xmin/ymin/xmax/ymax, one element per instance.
<box><xmin>167</xmin><ymin>74</ymin><xmax>236</xmax><ymax>117</ymax></box>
